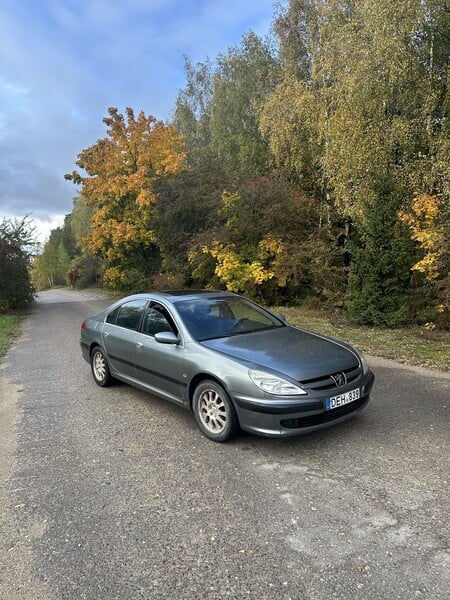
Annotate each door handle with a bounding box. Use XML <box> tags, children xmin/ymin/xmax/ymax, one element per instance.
<box><xmin>104</xmin><ymin>332</ymin><xmax>109</xmax><ymax>337</ymax></box>
<box><xmin>136</xmin><ymin>342</ymin><xmax>144</xmax><ymax>348</ymax></box>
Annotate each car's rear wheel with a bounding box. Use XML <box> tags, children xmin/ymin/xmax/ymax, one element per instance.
<box><xmin>193</xmin><ymin>380</ymin><xmax>239</xmax><ymax>442</ymax></box>
<box><xmin>90</xmin><ymin>347</ymin><xmax>113</xmax><ymax>387</ymax></box>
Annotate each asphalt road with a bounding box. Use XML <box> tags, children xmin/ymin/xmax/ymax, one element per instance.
<box><xmin>0</xmin><ymin>289</ymin><xmax>449</xmax><ymax>600</ymax></box>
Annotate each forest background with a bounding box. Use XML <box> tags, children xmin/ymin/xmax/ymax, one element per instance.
<box><xmin>28</xmin><ymin>0</ymin><xmax>449</xmax><ymax>329</ymax></box>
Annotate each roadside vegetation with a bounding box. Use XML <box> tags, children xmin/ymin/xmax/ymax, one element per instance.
<box><xmin>0</xmin><ymin>315</ymin><xmax>21</xmax><ymax>358</ymax></box>
<box><xmin>0</xmin><ymin>216</ymin><xmax>36</xmax><ymax>312</ymax></box>
<box><xmin>0</xmin><ymin>216</ymin><xmax>35</xmax><ymax>359</ymax></box>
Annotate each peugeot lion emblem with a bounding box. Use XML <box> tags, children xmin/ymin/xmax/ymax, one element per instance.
<box><xmin>331</xmin><ymin>372</ymin><xmax>347</xmax><ymax>387</ymax></box>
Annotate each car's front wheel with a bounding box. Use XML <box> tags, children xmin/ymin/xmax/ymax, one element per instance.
<box><xmin>193</xmin><ymin>380</ymin><xmax>239</xmax><ymax>442</ymax></box>
<box><xmin>90</xmin><ymin>347</ymin><xmax>113</xmax><ymax>387</ymax></box>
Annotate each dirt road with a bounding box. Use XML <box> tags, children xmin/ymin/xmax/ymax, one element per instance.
<box><xmin>1</xmin><ymin>289</ymin><xmax>449</xmax><ymax>599</ymax></box>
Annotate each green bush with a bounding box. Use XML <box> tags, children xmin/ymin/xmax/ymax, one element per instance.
<box><xmin>0</xmin><ymin>237</ymin><xmax>35</xmax><ymax>309</ymax></box>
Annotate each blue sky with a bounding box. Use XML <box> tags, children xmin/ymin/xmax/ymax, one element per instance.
<box><xmin>0</xmin><ymin>0</ymin><xmax>276</xmax><ymax>242</ymax></box>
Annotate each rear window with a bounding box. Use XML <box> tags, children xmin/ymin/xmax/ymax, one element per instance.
<box><xmin>106</xmin><ymin>300</ymin><xmax>146</xmax><ymax>331</ymax></box>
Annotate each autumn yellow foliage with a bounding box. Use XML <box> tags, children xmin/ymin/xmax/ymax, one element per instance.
<box><xmin>399</xmin><ymin>193</ymin><xmax>449</xmax><ymax>324</ymax></box>
<box><xmin>201</xmin><ymin>241</ymin><xmax>274</xmax><ymax>292</ymax></box>
<box><xmin>399</xmin><ymin>194</ymin><xmax>445</xmax><ymax>281</ymax></box>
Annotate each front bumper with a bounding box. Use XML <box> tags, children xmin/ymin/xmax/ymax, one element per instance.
<box><xmin>232</xmin><ymin>371</ymin><xmax>375</xmax><ymax>437</ymax></box>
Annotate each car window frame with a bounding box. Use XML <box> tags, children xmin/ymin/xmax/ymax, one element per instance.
<box><xmin>105</xmin><ymin>299</ymin><xmax>147</xmax><ymax>331</ymax></box>
<box><xmin>138</xmin><ymin>301</ymin><xmax>180</xmax><ymax>339</ymax></box>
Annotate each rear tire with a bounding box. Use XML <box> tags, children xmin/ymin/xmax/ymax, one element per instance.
<box><xmin>193</xmin><ymin>380</ymin><xmax>239</xmax><ymax>442</ymax></box>
<box><xmin>90</xmin><ymin>347</ymin><xmax>113</xmax><ymax>387</ymax></box>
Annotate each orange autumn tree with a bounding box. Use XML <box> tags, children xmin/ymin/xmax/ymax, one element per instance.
<box><xmin>65</xmin><ymin>107</ymin><xmax>186</xmax><ymax>290</ymax></box>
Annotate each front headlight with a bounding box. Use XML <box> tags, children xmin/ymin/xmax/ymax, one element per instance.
<box><xmin>359</xmin><ymin>353</ymin><xmax>369</xmax><ymax>375</ymax></box>
<box><xmin>249</xmin><ymin>370</ymin><xmax>307</xmax><ymax>396</ymax></box>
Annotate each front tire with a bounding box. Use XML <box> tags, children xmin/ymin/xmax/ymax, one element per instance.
<box><xmin>90</xmin><ymin>347</ymin><xmax>113</xmax><ymax>387</ymax></box>
<box><xmin>193</xmin><ymin>380</ymin><xmax>239</xmax><ymax>442</ymax></box>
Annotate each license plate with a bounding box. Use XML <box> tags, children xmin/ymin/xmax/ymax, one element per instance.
<box><xmin>326</xmin><ymin>388</ymin><xmax>360</xmax><ymax>411</ymax></box>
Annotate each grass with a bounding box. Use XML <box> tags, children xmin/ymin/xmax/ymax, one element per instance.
<box><xmin>82</xmin><ymin>286</ymin><xmax>117</xmax><ymax>297</ymax></box>
<box><xmin>272</xmin><ymin>305</ymin><xmax>450</xmax><ymax>372</ymax></box>
<box><xmin>0</xmin><ymin>314</ymin><xmax>21</xmax><ymax>358</ymax></box>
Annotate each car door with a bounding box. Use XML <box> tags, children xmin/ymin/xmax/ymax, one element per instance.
<box><xmin>102</xmin><ymin>299</ymin><xmax>147</xmax><ymax>378</ymax></box>
<box><xmin>133</xmin><ymin>302</ymin><xmax>185</xmax><ymax>404</ymax></box>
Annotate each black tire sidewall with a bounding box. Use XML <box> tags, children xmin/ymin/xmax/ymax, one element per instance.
<box><xmin>193</xmin><ymin>380</ymin><xmax>238</xmax><ymax>442</ymax></box>
<box><xmin>90</xmin><ymin>347</ymin><xmax>112</xmax><ymax>387</ymax></box>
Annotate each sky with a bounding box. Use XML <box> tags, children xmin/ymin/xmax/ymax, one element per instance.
<box><xmin>0</xmin><ymin>0</ymin><xmax>277</xmax><ymax>243</ymax></box>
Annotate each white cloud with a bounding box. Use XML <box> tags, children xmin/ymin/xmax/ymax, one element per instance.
<box><xmin>0</xmin><ymin>77</ymin><xmax>29</xmax><ymax>97</ymax></box>
<box><xmin>33</xmin><ymin>214</ymin><xmax>67</xmax><ymax>245</ymax></box>
<box><xmin>0</xmin><ymin>0</ymin><xmax>276</xmax><ymax>234</ymax></box>
<box><xmin>0</xmin><ymin>211</ymin><xmax>66</xmax><ymax>246</ymax></box>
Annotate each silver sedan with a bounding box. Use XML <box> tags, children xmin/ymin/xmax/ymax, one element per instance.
<box><xmin>80</xmin><ymin>290</ymin><xmax>374</xmax><ymax>442</ymax></box>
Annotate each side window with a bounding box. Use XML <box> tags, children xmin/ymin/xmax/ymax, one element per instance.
<box><xmin>106</xmin><ymin>305</ymin><xmax>120</xmax><ymax>324</ymax></box>
<box><xmin>142</xmin><ymin>304</ymin><xmax>177</xmax><ymax>337</ymax></box>
<box><xmin>114</xmin><ymin>300</ymin><xmax>146</xmax><ymax>331</ymax></box>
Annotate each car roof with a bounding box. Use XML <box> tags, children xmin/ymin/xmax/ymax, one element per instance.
<box><xmin>124</xmin><ymin>290</ymin><xmax>237</xmax><ymax>304</ymax></box>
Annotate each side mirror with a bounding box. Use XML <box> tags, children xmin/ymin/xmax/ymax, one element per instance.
<box><xmin>277</xmin><ymin>314</ymin><xmax>287</xmax><ymax>322</ymax></box>
<box><xmin>154</xmin><ymin>331</ymin><xmax>180</xmax><ymax>345</ymax></box>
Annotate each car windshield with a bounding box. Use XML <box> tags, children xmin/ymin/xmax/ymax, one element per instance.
<box><xmin>174</xmin><ymin>296</ymin><xmax>285</xmax><ymax>341</ymax></box>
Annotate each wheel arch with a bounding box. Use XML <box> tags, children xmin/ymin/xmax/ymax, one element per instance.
<box><xmin>89</xmin><ymin>342</ymin><xmax>113</xmax><ymax>369</ymax></box>
<box><xmin>89</xmin><ymin>342</ymin><xmax>101</xmax><ymax>357</ymax></box>
<box><xmin>188</xmin><ymin>373</ymin><xmax>233</xmax><ymax>412</ymax></box>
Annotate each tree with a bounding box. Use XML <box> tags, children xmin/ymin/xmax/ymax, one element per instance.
<box><xmin>346</xmin><ymin>176</ymin><xmax>415</xmax><ymax>326</ymax></box>
<box><xmin>0</xmin><ymin>216</ymin><xmax>36</xmax><ymax>310</ymax></box>
<box><xmin>322</xmin><ymin>0</ymin><xmax>449</xmax><ymax>325</ymax></box>
<box><xmin>64</xmin><ymin>194</ymin><xmax>102</xmax><ymax>288</ymax></box>
<box><xmin>189</xmin><ymin>176</ymin><xmax>342</xmax><ymax>303</ymax></box>
<box><xmin>399</xmin><ymin>193</ymin><xmax>450</xmax><ymax>327</ymax></box>
<box><xmin>173</xmin><ymin>57</ymin><xmax>216</xmax><ymax>170</ymax></box>
<box><xmin>152</xmin><ymin>165</ymin><xmax>230</xmax><ymax>285</ymax></box>
<box><xmin>209</xmin><ymin>32</ymin><xmax>280</xmax><ymax>176</ymax></box>
<box><xmin>67</xmin><ymin>194</ymin><xmax>94</xmax><ymax>252</ymax></box>
<box><xmin>0</xmin><ymin>215</ymin><xmax>37</xmax><ymax>249</ymax></box>
<box><xmin>267</xmin><ymin>0</ymin><xmax>449</xmax><ymax>324</ymax></box>
<box><xmin>65</xmin><ymin>107</ymin><xmax>186</xmax><ymax>291</ymax></box>
<box><xmin>174</xmin><ymin>33</ymin><xmax>280</xmax><ymax>177</ymax></box>
<box><xmin>31</xmin><ymin>228</ymin><xmax>70</xmax><ymax>289</ymax></box>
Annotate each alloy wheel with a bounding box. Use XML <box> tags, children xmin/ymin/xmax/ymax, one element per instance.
<box><xmin>198</xmin><ymin>388</ymin><xmax>227</xmax><ymax>434</ymax></box>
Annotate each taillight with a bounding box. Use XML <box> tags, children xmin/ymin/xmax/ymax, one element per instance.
<box><xmin>81</xmin><ymin>320</ymin><xmax>87</xmax><ymax>330</ymax></box>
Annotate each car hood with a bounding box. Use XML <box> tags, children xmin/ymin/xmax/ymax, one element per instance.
<box><xmin>201</xmin><ymin>326</ymin><xmax>359</xmax><ymax>381</ymax></box>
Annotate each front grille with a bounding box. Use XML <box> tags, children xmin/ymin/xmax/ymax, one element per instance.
<box><xmin>299</xmin><ymin>365</ymin><xmax>361</xmax><ymax>391</ymax></box>
<box><xmin>280</xmin><ymin>395</ymin><xmax>367</xmax><ymax>429</ymax></box>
